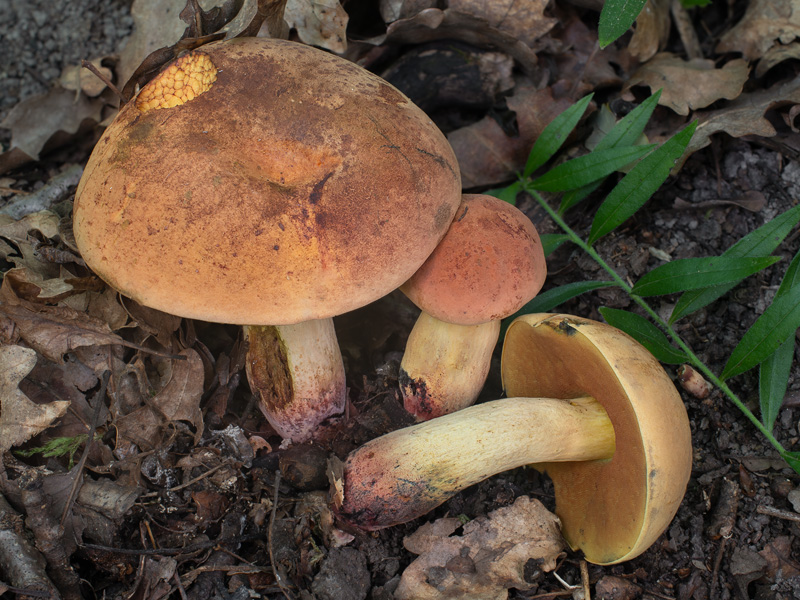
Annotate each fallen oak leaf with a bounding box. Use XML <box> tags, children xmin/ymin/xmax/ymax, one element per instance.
<box><xmin>0</xmin><ymin>345</ymin><xmax>70</xmax><ymax>454</ymax></box>
<box><xmin>717</xmin><ymin>0</ymin><xmax>800</xmax><ymax>62</ymax></box>
<box><xmin>285</xmin><ymin>0</ymin><xmax>348</xmax><ymax>53</ymax></box>
<box><xmin>628</xmin><ymin>53</ymin><xmax>749</xmax><ymax>116</ymax></box>
<box><xmin>447</xmin><ymin>0</ymin><xmax>557</xmax><ymax>47</ymax></box>
<box><xmin>395</xmin><ymin>496</ymin><xmax>564</xmax><ymax>600</ymax></box>
<box><xmin>0</xmin><ymin>282</ymin><xmax>182</xmax><ymax>363</ymax></box>
<box><xmin>682</xmin><ymin>76</ymin><xmax>800</xmax><ymax>161</ymax></box>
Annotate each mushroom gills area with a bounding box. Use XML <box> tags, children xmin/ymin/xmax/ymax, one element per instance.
<box><xmin>335</xmin><ymin>396</ymin><xmax>615</xmax><ymax>530</ymax></box>
<box><xmin>502</xmin><ymin>315</ymin><xmax>689</xmax><ymax>564</ymax></box>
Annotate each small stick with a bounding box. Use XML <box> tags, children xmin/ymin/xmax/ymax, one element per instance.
<box><xmin>81</xmin><ymin>60</ymin><xmax>126</xmax><ymax>103</ymax></box>
<box><xmin>757</xmin><ymin>504</ymin><xmax>800</xmax><ymax>523</ymax></box>
<box><xmin>268</xmin><ymin>471</ymin><xmax>293</xmax><ymax>600</ymax></box>
<box><xmin>580</xmin><ymin>560</ymin><xmax>591</xmax><ymax>600</ymax></box>
<box><xmin>709</xmin><ymin>536</ymin><xmax>727</xmax><ymax>600</ymax></box>
<box><xmin>60</xmin><ymin>370</ymin><xmax>110</xmax><ymax>528</ymax></box>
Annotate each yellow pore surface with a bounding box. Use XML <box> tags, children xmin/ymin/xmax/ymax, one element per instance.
<box><xmin>135</xmin><ymin>52</ymin><xmax>217</xmax><ymax>112</ymax></box>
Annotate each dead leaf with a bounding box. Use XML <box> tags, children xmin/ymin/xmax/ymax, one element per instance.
<box><xmin>379</xmin><ymin>0</ymin><xmax>437</xmax><ymax>23</ymax></box>
<box><xmin>285</xmin><ymin>0</ymin><xmax>348</xmax><ymax>53</ymax></box>
<box><xmin>448</xmin><ymin>80</ymin><xmax>574</xmax><ymax>188</ymax></box>
<box><xmin>717</xmin><ymin>0</ymin><xmax>800</xmax><ymax>62</ymax></box>
<box><xmin>150</xmin><ymin>349</ymin><xmax>205</xmax><ymax>442</ymax></box>
<box><xmin>755</xmin><ymin>41</ymin><xmax>800</xmax><ymax>77</ymax></box>
<box><xmin>0</xmin><ymin>345</ymin><xmax>70</xmax><ymax>454</ymax></box>
<box><xmin>683</xmin><ymin>76</ymin><xmax>800</xmax><ymax>159</ymax></box>
<box><xmin>0</xmin><ymin>281</ymin><xmax>129</xmax><ymax>363</ymax></box>
<box><xmin>628</xmin><ymin>54</ymin><xmax>749</xmax><ymax>116</ymax></box>
<box><xmin>447</xmin><ymin>0</ymin><xmax>557</xmax><ymax>47</ymax></box>
<box><xmin>369</xmin><ymin>8</ymin><xmax>540</xmax><ymax>76</ymax></box>
<box><xmin>395</xmin><ymin>496</ymin><xmax>564</xmax><ymax>600</ymax></box>
<box><xmin>0</xmin><ymin>87</ymin><xmax>104</xmax><ymax>174</ymax></box>
<box><xmin>628</xmin><ymin>0</ymin><xmax>671</xmax><ymax>61</ymax></box>
<box><xmin>759</xmin><ymin>536</ymin><xmax>800</xmax><ymax>578</ymax></box>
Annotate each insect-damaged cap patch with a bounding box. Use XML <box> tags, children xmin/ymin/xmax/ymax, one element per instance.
<box><xmin>135</xmin><ymin>52</ymin><xmax>217</xmax><ymax>113</ymax></box>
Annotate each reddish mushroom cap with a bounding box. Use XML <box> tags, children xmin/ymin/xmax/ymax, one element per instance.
<box><xmin>400</xmin><ymin>194</ymin><xmax>546</xmax><ymax>326</ymax></box>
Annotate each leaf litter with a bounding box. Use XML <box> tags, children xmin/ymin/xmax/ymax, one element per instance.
<box><xmin>2</xmin><ymin>0</ymin><xmax>800</xmax><ymax>598</ymax></box>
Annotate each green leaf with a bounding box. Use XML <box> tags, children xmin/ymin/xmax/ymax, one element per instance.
<box><xmin>485</xmin><ymin>180</ymin><xmax>522</xmax><ymax>205</ymax></box>
<box><xmin>524</xmin><ymin>94</ymin><xmax>594</xmax><ymax>178</ymax></box>
<box><xmin>559</xmin><ymin>181</ymin><xmax>602</xmax><ymax>214</ymax></box>
<box><xmin>521</xmin><ymin>281</ymin><xmax>616</xmax><ymax>314</ymax></box>
<box><xmin>759</xmin><ymin>338</ymin><xmax>794</xmax><ymax>432</ymax></box>
<box><xmin>722</xmin><ymin>285</ymin><xmax>800</xmax><ymax>379</ymax></box>
<box><xmin>540</xmin><ymin>233</ymin><xmax>571</xmax><ymax>257</ymax></box>
<box><xmin>529</xmin><ymin>145</ymin><xmax>655</xmax><ymax>192</ymax></box>
<box><xmin>633</xmin><ymin>256</ymin><xmax>781</xmax><ymax>297</ymax></box>
<box><xmin>599</xmin><ymin>0</ymin><xmax>648</xmax><ymax>47</ymax></box>
<box><xmin>594</xmin><ymin>91</ymin><xmax>662</xmax><ymax>152</ymax></box>
<box><xmin>588</xmin><ymin>122</ymin><xmax>697</xmax><ymax>245</ymax></box>
<box><xmin>670</xmin><ymin>203</ymin><xmax>800</xmax><ymax>323</ymax></box>
<box><xmin>598</xmin><ymin>307</ymin><xmax>689</xmax><ymax>364</ymax></box>
<box><xmin>681</xmin><ymin>0</ymin><xmax>710</xmax><ymax>7</ymax></box>
<box><xmin>780</xmin><ymin>450</ymin><xmax>800</xmax><ymax>476</ymax></box>
<box><xmin>499</xmin><ymin>281</ymin><xmax>616</xmax><ymax>340</ymax></box>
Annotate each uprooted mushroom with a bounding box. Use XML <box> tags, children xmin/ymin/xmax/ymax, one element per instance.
<box><xmin>73</xmin><ymin>37</ymin><xmax>462</xmax><ymax>441</ymax></box>
<box><xmin>399</xmin><ymin>193</ymin><xmax>546</xmax><ymax>420</ymax></box>
<box><xmin>331</xmin><ymin>314</ymin><xmax>692</xmax><ymax>565</ymax></box>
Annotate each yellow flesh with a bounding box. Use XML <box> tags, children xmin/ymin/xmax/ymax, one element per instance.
<box><xmin>502</xmin><ymin>314</ymin><xmax>692</xmax><ymax>564</ymax></box>
<box><xmin>135</xmin><ymin>52</ymin><xmax>217</xmax><ymax>112</ymax></box>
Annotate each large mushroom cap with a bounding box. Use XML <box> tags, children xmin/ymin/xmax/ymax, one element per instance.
<box><xmin>502</xmin><ymin>313</ymin><xmax>692</xmax><ymax>565</ymax></box>
<box><xmin>74</xmin><ymin>38</ymin><xmax>461</xmax><ymax>325</ymax></box>
<box><xmin>400</xmin><ymin>194</ymin><xmax>546</xmax><ymax>325</ymax></box>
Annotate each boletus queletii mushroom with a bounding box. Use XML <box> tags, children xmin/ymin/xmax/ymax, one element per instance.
<box><xmin>331</xmin><ymin>314</ymin><xmax>692</xmax><ymax>565</ymax></box>
<box><xmin>73</xmin><ymin>38</ymin><xmax>462</xmax><ymax>442</ymax></box>
<box><xmin>399</xmin><ymin>194</ymin><xmax>546</xmax><ymax>420</ymax></box>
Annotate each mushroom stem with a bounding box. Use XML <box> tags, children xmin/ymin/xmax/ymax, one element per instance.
<box><xmin>400</xmin><ymin>313</ymin><xmax>500</xmax><ymax>420</ymax></box>
<box><xmin>245</xmin><ymin>318</ymin><xmax>345</xmax><ymax>442</ymax></box>
<box><xmin>332</xmin><ymin>396</ymin><xmax>615</xmax><ymax>530</ymax></box>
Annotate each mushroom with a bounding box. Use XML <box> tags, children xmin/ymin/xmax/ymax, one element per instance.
<box><xmin>398</xmin><ymin>194</ymin><xmax>546</xmax><ymax>420</ymax></box>
<box><xmin>73</xmin><ymin>38</ymin><xmax>462</xmax><ymax>441</ymax></box>
<box><xmin>331</xmin><ymin>314</ymin><xmax>692</xmax><ymax>565</ymax></box>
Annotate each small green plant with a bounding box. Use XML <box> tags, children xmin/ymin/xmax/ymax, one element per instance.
<box><xmin>493</xmin><ymin>93</ymin><xmax>800</xmax><ymax>475</ymax></box>
<box><xmin>598</xmin><ymin>0</ymin><xmax>711</xmax><ymax>49</ymax></box>
<box><xmin>16</xmin><ymin>433</ymin><xmax>100</xmax><ymax>469</ymax></box>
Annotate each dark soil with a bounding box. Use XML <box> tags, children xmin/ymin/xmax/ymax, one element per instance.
<box><xmin>2</xmin><ymin>1</ymin><xmax>800</xmax><ymax>600</ymax></box>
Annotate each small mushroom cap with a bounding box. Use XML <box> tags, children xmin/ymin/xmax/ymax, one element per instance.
<box><xmin>501</xmin><ymin>313</ymin><xmax>692</xmax><ymax>565</ymax></box>
<box><xmin>401</xmin><ymin>194</ymin><xmax>546</xmax><ymax>326</ymax></box>
<box><xmin>74</xmin><ymin>38</ymin><xmax>461</xmax><ymax>325</ymax></box>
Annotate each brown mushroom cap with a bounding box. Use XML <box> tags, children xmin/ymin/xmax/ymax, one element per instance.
<box><xmin>74</xmin><ymin>38</ymin><xmax>461</xmax><ymax>325</ymax></box>
<box><xmin>502</xmin><ymin>313</ymin><xmax>692</xmax><ymax>565</ymax></box>
<box><xmin>400</xmin><ymin>194</ymin><xmax>546</xmax><ymax>326</ymax></box>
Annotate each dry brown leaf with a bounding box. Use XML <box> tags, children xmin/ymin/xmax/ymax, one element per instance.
<box><xmin>628</xmin><ymin>0</ymin><xmax>671</xmax><ymax>61</ymax></box>
<box><xmin>285</xmin><ymin>0</ymin><xmax>348</xmax><ymax>53</ymax></box>
<box><xmin>395</xmin><ymin>496</ymin><xmax>564</xmax><ymax>600</ymax></box>
<box><xmin>0</xmin><ymin>345</ymin><xmax>70</xmax><ymax>454</ymax></box>
<box><xmin>370</xmin><ymin>8</ymin><xmax>540</xmax><ymax>76</ymax></box>
<box><xmin>379</xmin><ymin>0</ymin><xmax>436</xmax><ymax>23</ymax></box>
<box><xmin>0</xmin><ymin>282</ymin><xmax>128</xmax><ymax>363</ymax></box>
<box><xmin>684</xmin><ymin>77</ymin><xmax>800</xmax><ymax>158</ymax></box>
<box><xmin>150</xmin><ymin>349</ymin><xmax>205</xmax><ymax>442</ymax></box>
<box><xmin>756</xmin><ymin>41</ymin><xmax>800</xmax><ymax>77</ymax></box>
<box><xmin>448</xmin><ymin>80</ymin><xmax>573</xmax><ymax>188</ymax></box>
<box><xmin>447</xmin><ymin>0</ymin><xmax>557</xmax><ymax>47</ymax></box>
<box><xmin>0</xmin><ymin>87</ymin><xmax>104</xmax><ymax>174</ymax></box>
<box><xmin>717</xmin><ymin>0</ymin><xmax>800</xmax><ymax>62</ymax></box>
<box><xmin>628</xmin><ymin>53</ymin><xmax>749</xmax><ymax>116</ymax></box>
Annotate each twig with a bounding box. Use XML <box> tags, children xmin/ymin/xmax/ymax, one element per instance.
<box><xmin>0</xmin><ymin>164</ymin><xmax>83</xmax><ymax>219</ymax></box>
<box><xmin>79</xmin><ymin>532</ymin><xmax>263</xmax><ymax>556</ymax></box>
<box><xmin>709</xmin><ymin>536</ymin><xmax>728</xmax><ymax>600</ymax></box>
<box><xmin>60</xmin><ymin>370</ymin><xmax>109</xmax><ymax>528</ymax></box>
<box><xmin>269</xmin><ymin>470</ymin><xmax>293</xmax><ymax>600</ymax></box>
<box><xmin>173</xmin><ymin>571</ymin><xmax>189</xmax><ymax>600</ymax></box>
<box><xmin>81</xmin><ymin>60</ymin><xmax>126</xmax><ymax>103</ymax></box>
<box><xmin>756</xmin><ymin>504</ymin><xmax>800</xmax><ymax>523</ymax></box>
<box><xmin>139</xmin><ymin>463</ymin><xmax>226</xmax><ymax>498</ymax></box>
<box><xmin>580</xmin><ymin>560</ymin><xmax>591</xmax><ymax>600</ymax></box>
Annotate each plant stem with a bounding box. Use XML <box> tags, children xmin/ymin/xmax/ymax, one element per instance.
<box><xmin>526</xmin><ymin>184</ymin><xmax>788</xmax><ymax>455</ymax></box>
